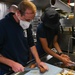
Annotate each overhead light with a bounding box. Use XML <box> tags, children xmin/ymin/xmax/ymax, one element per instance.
<box><xmin>69</xmin><ymin>3</ymin><xmax>74</xmax><ymax>6</ymax></box>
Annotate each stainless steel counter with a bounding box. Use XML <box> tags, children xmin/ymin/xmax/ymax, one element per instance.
<box><xmin>11</xmin><ymin>63</ymin><xmax>63</xmax><ymax>75</ymax></box>
<box><xmin>10</xmin><ymin>54</ymin><xmax>61</xmax><ymax>75</ymax></box>
<box><xmin>9</xmin><ymin>52</ymin><xmax>75</xmax><ymax>75</ymax></box>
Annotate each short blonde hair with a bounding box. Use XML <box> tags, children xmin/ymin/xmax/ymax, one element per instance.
<box><xmin>18</xmin><ymin>0</ymin><xmax>37</xmax><ymax>15</ymax></box>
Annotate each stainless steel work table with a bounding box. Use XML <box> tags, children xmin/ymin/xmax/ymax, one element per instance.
<box><xmin>8</xmin><ymin>52</ymin><xmax>75</xmax><ymax>75</ymax></box>
<box><xmin>10</xmin><ymin>54</ymin><xmax>62</xmax><ymax>75</ymax></box>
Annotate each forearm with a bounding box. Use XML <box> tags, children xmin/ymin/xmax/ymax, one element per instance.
<box><xmin>30</xmin><ymin>46</ymin><xmax>49</xmax><ymax>71</ymax></box>
<box><xmin>0</xmin><ymin>54</ymin><xmax>16</xmax><ymax>67</ymax></box>
<box><xmin>53</xmin><ymin>42</ymin><xmax>62</xmax><ymax>53</ymax></box>
<box><xmin>44</xmin><ymin>48</ymin><xmax>63</xmax><ymax>61</ymax></box>
<box><xmin>30</xmin><ymin>46</ymin><xmax>41</xmax><ymax>64</ymax></box>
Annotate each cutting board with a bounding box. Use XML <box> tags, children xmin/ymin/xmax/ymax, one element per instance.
<box><xmin>25</xmin><ymin>63</ymin><xmax>63</xmax><ymax>75</ymax></box>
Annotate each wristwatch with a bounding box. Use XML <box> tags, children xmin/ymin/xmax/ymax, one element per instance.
<box><xmin>57</xmin><ymin>52</ymin><xmax>63</xmax><ymax>55</ymax></box>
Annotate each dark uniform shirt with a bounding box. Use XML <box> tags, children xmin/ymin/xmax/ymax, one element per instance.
<box><xmin>0</xmin><ymin>13</ymin><xmax>34</xmax><ymax>71</ymax></box>
<box><xmin>36</xmin><ymin>23</ymin><xmax>60</xmax><ymax>57</ymax></box>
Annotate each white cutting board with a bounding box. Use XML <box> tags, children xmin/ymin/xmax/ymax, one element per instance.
<box><xmin>25</xmin><ymin>63</ymin><xmax>63</xmax><ymax>75</ymax></box>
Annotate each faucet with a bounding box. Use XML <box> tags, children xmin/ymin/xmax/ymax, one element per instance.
<box><xmin>68</xmin><ymin>36</ymin><xmax>75</xmax><ymax>56</ymax></box>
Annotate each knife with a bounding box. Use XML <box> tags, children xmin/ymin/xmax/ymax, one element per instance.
<box><xmin>24</xmin><ymin>67</ymin><xmax>38</xmax><ymax>71</ymax></box>
<box><xmin>4</xmin><ymin>67</ymin><xmax>38</xmax><ymax>75</ymax></box>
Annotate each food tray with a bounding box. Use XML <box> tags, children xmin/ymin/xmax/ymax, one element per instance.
<box><xmin>57</xmin><ymin>68</ymin><xmax>75</xmax><ymax>75</ymax></box>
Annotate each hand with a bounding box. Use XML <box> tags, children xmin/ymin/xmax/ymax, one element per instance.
<box><xmin>61</xmin><ymin>57</ymin><xmax>72</xmax><ymax>66</ymax></box>
<box><xmin>11</xmin><ymin>61</ymin><xmax>24</xmax><ymax>72</ymax></box>
<box><xmin>61</xmin><ymin>54</ymin><xmax>70</xmax><ymax>59</ymax></box>
<box><xmin>38</xmin><ymin>62</ymin><xmax>49</xmax><ymax>70</ymax></box>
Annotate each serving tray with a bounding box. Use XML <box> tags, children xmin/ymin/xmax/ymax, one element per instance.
<box><xmin>57</xmin><ymin>68</ymin><xmax>75</xmax><ymax>75</ymax></box>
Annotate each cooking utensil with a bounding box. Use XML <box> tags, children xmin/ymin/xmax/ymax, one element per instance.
<box><xmin>4</xmin><ymin>67</ymin><xmax>38</xmax><ymax>75</ymax></box>
<box><xmin>24</xmin><ymin>67</ymin><xmax>38</xmax><ymax>71</ymax></box>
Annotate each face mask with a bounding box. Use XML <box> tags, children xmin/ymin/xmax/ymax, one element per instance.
<box><xmin>20</xmin><ymin>20</ymin><xmax>31</xmax><ymax>29</ymax></box>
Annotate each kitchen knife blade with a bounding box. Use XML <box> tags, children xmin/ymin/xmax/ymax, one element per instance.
<box><xmin>4</xmin><ymin>67</ymin><xmax>38</xmax><ymax>75</ymax></box>
<box><xmin>24</xmin><ymin>67</ymin><xmax>38</xmax><ymax>71</ymax></box>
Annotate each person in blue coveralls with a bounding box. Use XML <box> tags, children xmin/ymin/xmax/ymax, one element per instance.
<box><xmin>0</xmin><ymin>1</ymin><xmax>48</xmax><ymax>75</ymax></box>
<box><xmin>36</xmin><ymin>7</ymin><xmax>73</xmax><ymax>66</ymax></box>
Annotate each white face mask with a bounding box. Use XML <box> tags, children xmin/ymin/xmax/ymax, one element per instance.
<box><xmin>20</xmin><ymin>20</ymin><xmax>31</xmax><ymax>29</ymax></box>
